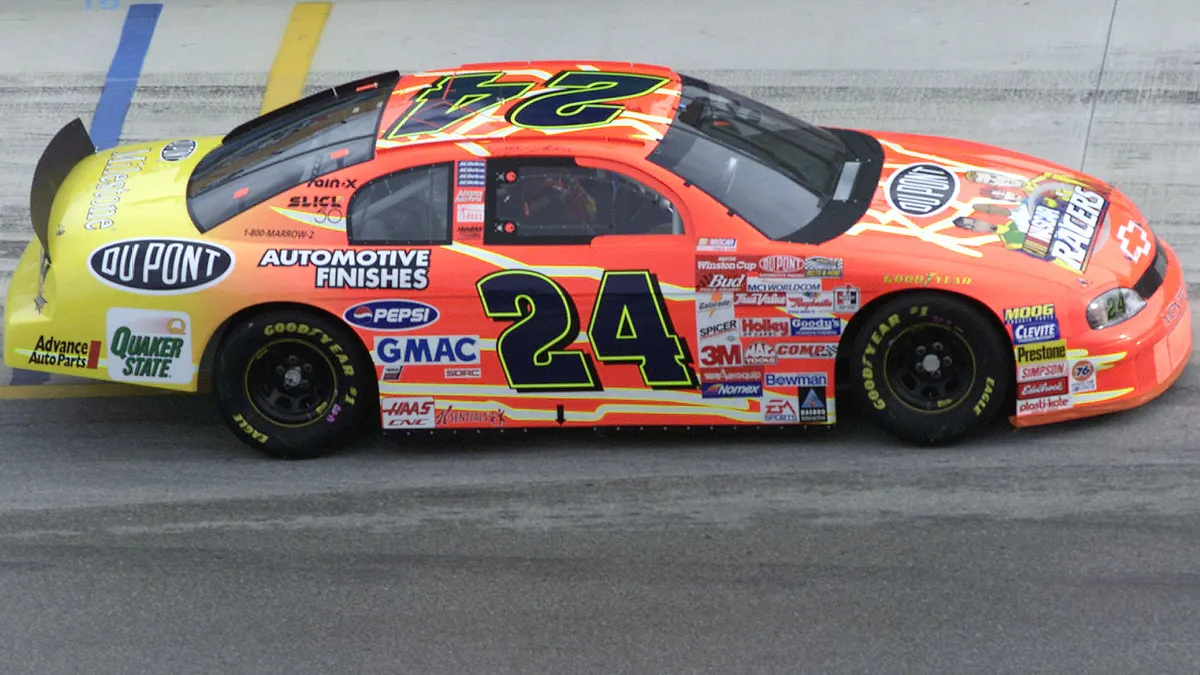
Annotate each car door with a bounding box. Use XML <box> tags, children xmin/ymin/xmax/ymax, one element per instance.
<box><xmin>469</xmin><ymin>154</ymin><xmax>706</xmax><ymax>424</ymax></box>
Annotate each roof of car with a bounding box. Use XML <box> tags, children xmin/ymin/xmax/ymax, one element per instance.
<box><xmin>375</xmin><ymin>60</ymin><xmax>683</xmax><ymax>154</ymax></box>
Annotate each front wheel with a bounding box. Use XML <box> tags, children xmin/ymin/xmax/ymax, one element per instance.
<box><xmin>848</xmin><ymin>292</ymin><xmax>1011</xmax><ymax>445</ymax></box>
<box><xmin>212</xmin><ymin>309</ymin><xmax>373</xmax><ymax>459</ymax></box>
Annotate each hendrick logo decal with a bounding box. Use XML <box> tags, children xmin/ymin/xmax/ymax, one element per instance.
<box><xmin>886</xmin><ymin>163</ymin><xmax>958</xmax><ymax>217</ymax></box>
<box><xmin>344</xmin><ymin>299</ymin><xmax>439</xmax><ymax>332</ymax></box>
<box><xmin>88</xmin><ymin>238</ymin><xmax>235</xmax><ymax>294</ymax></box>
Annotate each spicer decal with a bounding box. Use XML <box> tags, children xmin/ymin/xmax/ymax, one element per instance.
<box><xmin>259</xmin><ymin>248</ymin><xmax>430</xmax><ymax>290</ymax></box>
<box><xmin>886</xmin><ymin>163</ymin><xmax>958</xmax><ymax>217</ymax></box>
<box><xmin>344</xmin><ymin>299</ymin><xmax>439</xmax><ymax>332</ymax></box>
<box><xmin>373</xmin><ymin>335</ymin><xmax>479</xmax><ymax>365</ymax></box>
<box><xmin>105</xmin><ymin>308</ymin><xmax>193</xmax><ymax>385</ymax></box>
<box><xmin>88</xmin><ymin>238</ymin><xmax>235</xmax><ymax>294</ymax></box>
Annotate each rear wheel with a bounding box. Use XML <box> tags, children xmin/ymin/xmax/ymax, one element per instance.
<box><xmin>848</xmin><ymin>292</ymin><xmax>1011</xmax><ymax>445</ymax></box>
<box><xmin>212</xmin><ymin>309</ymin><xmax>372</xmax><ymax>459</ymax></box>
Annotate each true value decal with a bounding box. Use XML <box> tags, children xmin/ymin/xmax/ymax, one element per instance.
<box><xmin>89</xmin><ymin>238</ymin><xmax>235</xmax><ymax>294</ymax></box>
<box><xmin>105</xmin><ymin>308</ymin><xmax>193</xmax><ymax>385</ymax></box>
<box><xmin>259</xmin><ymin>248</ymin><xmax>430</xmax><ymax>290</ymax></box>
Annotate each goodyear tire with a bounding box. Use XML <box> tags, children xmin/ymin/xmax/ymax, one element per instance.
<box><xmin>849</xmin><ymin>292</ymin><xmax>1011</xmax><ymax>445</ymax></box>
<box><xmin>212</xmin><ymin>309</ymin><xmax>372</xmax><ymax>459</ymax></box>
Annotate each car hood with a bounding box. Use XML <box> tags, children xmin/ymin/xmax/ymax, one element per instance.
<box><xmin>843</xmin><ymin>130</ymin><xmax>1156</xmax><ymax>291</ymax></box>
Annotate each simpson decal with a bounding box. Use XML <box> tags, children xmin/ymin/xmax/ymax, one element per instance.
<box><xmin>886</xmin><ymin>163</ymin><xmax>958</xmax><ymax>217</ymax></box>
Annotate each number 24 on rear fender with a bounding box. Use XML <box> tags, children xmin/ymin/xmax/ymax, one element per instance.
<box><xmin>476</xmin><ymin>269</ymin><xmax>697</xmax><ymax>392</ymax></box>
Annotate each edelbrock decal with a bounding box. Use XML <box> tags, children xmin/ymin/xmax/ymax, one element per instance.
<box><xmin>344</xmin><ymin>299</ymin><xmax>439</xmax><ymax>332</ymax></box>
<box><xmin>88</xmin><ymin>237</ymin><xmax>235</xmax><ymax>294</ymax></box>
<box><xmin>886</xmin><ymin>163</ymin><xmax>958</xmax><ymax>217</ymax></box>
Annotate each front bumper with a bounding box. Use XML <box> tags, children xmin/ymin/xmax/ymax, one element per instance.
<box><xmin>1010</xmin><ymin>239</ymin><xmax>1192</xmax><ymax>427</ymax></box>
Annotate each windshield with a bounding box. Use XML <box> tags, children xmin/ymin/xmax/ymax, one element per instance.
<box><xmin>647</xmin><ymin>74</ymin><xmax>849</xmax><ymax>240</ymax></box>
<box><xmin>187</xmin><ymin>73</ymin><xmax>398</xmax><ymax>232</ymax></box>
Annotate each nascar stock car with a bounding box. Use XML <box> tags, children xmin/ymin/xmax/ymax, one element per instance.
<box><xmin>4</xmin><ymin>60</ymin><xmax>1191</xmax><ymax>458</ymax></box>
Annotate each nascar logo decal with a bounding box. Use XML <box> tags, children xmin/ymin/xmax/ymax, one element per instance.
<box><xmin>344</xmin><ymin>299</ymin><xmax>440</xmax><ymax>332</ymax></box>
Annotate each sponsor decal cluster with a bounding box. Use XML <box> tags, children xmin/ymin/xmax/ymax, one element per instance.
<box><xmin>885</xmin><ymin>163</ymin><xmax>959</xmax><ymax>217</ymax></box>
<box><xmin>84</xmin><ymin>148</ymin><xmax>149</xmax><ymax>231</ymax></box>
<box><xmin>105</xmin><ymin>308</ymin><xmax>193</xmax><ymax>385</ymax></box>
<box><xmin>1013</xmin><ymin>335</ymin><xmax>1070</xmax><ymax>416</ymax></box>
<box><xmin>89</xmin><ymin>238</ymin><xmax>235</xmax><ymax>294</ymax></box>
<box><xmin>259</xmin><ymin>248</ymin><xmax>430</xmax><ymax>289</ymax></box>
<box><xmin>343</xmin><ymin>299</ymin><xmax>439</xmax><ymax>332</ymax></box>
<box><xmin>1116</xmin><ymin>220</ymin><xmax>1152</xmax><ymax>264</ymax></box>
<box><xmin>27</xmin><ymin>335</ymin><xmax>100</xmax><ymax>370</ymax></box>
<box><xmin>1003</xmin><ymin>303</ymin><xmax>1060</xmax><ymax>346</ymax></box>
<box><xmin>456</xmin><ymin>160</ymin><xmax>486</xmax><ymax>187</ymax></box>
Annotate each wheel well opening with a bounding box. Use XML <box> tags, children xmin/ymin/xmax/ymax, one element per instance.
<box><xmin>198</xmin><ymin>302</ymin><xmax>377</xmax><ymax>398</ymax></box>
<box><xmin>835</xmin><ymin>289</ymin><xmax>1017</xmax><ymax>413</ymax></box>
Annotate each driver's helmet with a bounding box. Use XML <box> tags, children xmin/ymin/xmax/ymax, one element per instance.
<box><xmin>517</xmin><ymin>168</ymin><xmax>598</xmax><ymax>224</ymax></box>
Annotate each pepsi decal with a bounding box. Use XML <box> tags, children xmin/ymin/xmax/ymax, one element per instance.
<box><xmin>344</xmin><ymin>299</ymin><xmax>440</xmax><ymax>332</ymax></box>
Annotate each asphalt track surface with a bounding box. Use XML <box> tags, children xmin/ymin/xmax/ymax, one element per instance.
<box><xmin>4</xmin><ymin>1</ymin><xmax>1200</xmax><ymax>673</ymax></box>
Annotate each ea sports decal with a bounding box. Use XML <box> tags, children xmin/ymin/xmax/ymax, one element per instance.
<box><xmin>160</xmin><ymin>139</ymin><xmax>197</xmax><ymax>162</ymax></box>
<box><xmin>886</xmin><ymin>163</ymin><xmax>959</xmax><ymax>217</ymax></box>
<box><xmin>344</xmin><ymin>299</ymin><xmax>440</xmax><ymax>332</ymax></box>
<box><xmin>88</xmin><ymin>237</ymin><xmax>235</xmax><ymax>294</ymax></box>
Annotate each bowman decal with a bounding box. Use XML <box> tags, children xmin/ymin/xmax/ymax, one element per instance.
<box><xmin>88</xmin><ymin>238</ymin><xmax>235</xmax><ymax>294</ymax></box>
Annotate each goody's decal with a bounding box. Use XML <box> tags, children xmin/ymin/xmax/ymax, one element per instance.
<box><xmin>886</xmin><ymin>163</ymin><xmax>958</xmax><ymax>217</ymax></box>
<box><xmin>160</xmin><ymin>139</ymin><xmax>197</xmax><ymax>162</ymax></box>
<box><xmin>789</xmin><ymin>317</ymin><xmax>842</xmax><ymax>337</ymax></box>
<box><xmin>344</xmin><ymin>299</ymin><xmax>439</xmax><ymax>332</ymax></box>
<box><xmin>373</xmin><ymin>335</ymin><xmax>479</xmax><ymax>365</ymax></box>
<box><xmin>88</xmin><ymin>238</ymin><xmax>235</xmax><ymax>294</ymax></box>
<box><xmin>105</xmin><ymin>308</ymin><xmax>193</xmax><ymax>385</ymax></box>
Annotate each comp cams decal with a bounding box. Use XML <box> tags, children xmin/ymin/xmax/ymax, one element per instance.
<box><xmin>105</xmin><ymin>308</ymin><xmax>193</xmax><ymax>385</ymax></box>
<box><xmin>88</xmin><ymin>238</ymin><xmax>235</xmax><ymax>294</ymax></box>
<box><xmin>344</xmin><ymin>299</ymin><xmax>439</xmax><ymax>332</ymax></box>
<box><xmin>258</xmin><ymin>248</ymin><xmax>430</xmax><ymax>290</ymax></box>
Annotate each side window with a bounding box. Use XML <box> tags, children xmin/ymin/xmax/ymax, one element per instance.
<box><xmin>347</xmin><ymin>163</ymin><xmax>452</xmax><ymax>244</ymax></box>
<box><xmin>488</xmin><ymin>159</ymin><xmax>682</xmax><ymax>244</ymax></box>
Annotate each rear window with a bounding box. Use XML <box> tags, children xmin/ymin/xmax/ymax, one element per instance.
<box><xmin>186</xmin><ymin>72</ymin><xmax>399</xmax><ymax>232</ymax></box>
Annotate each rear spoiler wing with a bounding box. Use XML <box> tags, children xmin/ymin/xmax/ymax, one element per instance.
<box><xmin>29</xmin><ymin>118</ymin><xmax>96</xmax><ymax>263</ymax></box>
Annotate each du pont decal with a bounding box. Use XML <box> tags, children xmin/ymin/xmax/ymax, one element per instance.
<box><xmin>259</xmin><ymin>248</ymin><xmax>430</xmax><ymax>290</ymax></box>
<box><xmin>88</xmin><ymin>238</ymin><xmax>235</xmax><ymax>294</ymax></box>
<box><xmin>886</xmin><ymin>163</ymin><xmax>959</xmax><ymax>217</ymax></box>
<box><xmin>344</xmin><ymin>299</ymin><xmax>439</xmax><ymax>332</ymax></box>
<box><xmin>105</xmin><ymin>308</ymin><xmax>193</xmax><ymax>385</ymax></box>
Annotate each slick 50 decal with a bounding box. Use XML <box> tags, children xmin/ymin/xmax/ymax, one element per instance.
<box><xmin>105</xmin><ymin>308</ymin><xmax>193</xmax><ymax>385</ymax></box>
<box><xmin>259</xmin><ymin>248</ymin><xmax>430</xmax><ymax>290</ymax></box>
<box><xmin>89</xmin><ymin>238</ymin><xmax>235</xmax><ymax>294</ymax></box>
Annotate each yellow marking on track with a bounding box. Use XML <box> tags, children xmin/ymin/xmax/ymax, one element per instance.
<box><xmin>259</xmin><ymin>2</ymin><xmax>332</xmax><ymax>115</ymax></box>
<box><xmin>0</xmin><ymin>384</ymin><xmax>188</xmax><ymax>400</ymax></box>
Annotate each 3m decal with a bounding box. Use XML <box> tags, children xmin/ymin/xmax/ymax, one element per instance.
<box><xmin>373</xmin><ymin>336</ymin><xmax>479</xmax><ymax>366</ymax></box>
<box><xmin>476</xmin><ymin>269</ymin><xmax>696</xmax><ymax>391</ymax></box>
<box><xmin>507</xmin><ymin>71</ymin><xmax>670</xmax><ymax>130</ymax></box>
<box><xmin>386</xmin><ymin>72</ymin><xmax>537</xmax><ymax>139</ymax></box>
<box><xmin>89</xmin><ymin>238</ymin><xmax>234</xmax><ymax>294</ymax></box>
<box><xmin>344</xmin><ymin>299</ymin><xmax>439</xmax><ymax>332</ymax></box>
<box><xmin>105</xmin><ymin>308</ymin><xmax>192</xmax><ymax>385</ymax></box>
<box><xmin>699</xmin><ymin>343</ymin><xmax>741</xmax><ymax>368</ymax></box>
<box><xmin>381</xmin><ymin>397</ymin><xmax>435</xmax><ymax>429</ymax></box>
<box><xmin>886</xmin><ymin>163</ymin><xmax>958</xmax><ymax>217</ymax></box>
<box><xmin>27</xmin><ymin>336</ymin><xmax>101</xmax><ymax>370</ymax></box>
<box><xmin>258</xmin><ymin>248</ymin><xmax>429</xmax><ymax>290</ymax></box>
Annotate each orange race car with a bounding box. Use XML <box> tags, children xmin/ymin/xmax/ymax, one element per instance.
<box><xmin>4</xmin><ymin>60</ymin><xmax>1191</xmax><ymax>458</ymax></box>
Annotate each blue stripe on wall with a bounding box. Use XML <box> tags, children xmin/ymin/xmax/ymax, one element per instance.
<box><xmin>90</xmin><ymin>2</ymin><xmax>163</xmax><ymax>150</ymax></box>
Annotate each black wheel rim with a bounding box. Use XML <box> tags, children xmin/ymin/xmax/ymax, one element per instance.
<box><xmin>883</xmin><ymin>323</ymin><xmax>975</xmax><ymax>411</ymax></box>
<box><xmin>245</xmin><ymin>339</ymin><xmax>336</xmax><ymax>425</ymax></box>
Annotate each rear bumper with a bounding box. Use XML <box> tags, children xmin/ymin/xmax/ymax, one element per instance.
<box><xmin>1010</xmin><ymin>239</ymin><xmax>1192</xmax><ymax>427</ymax></box>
